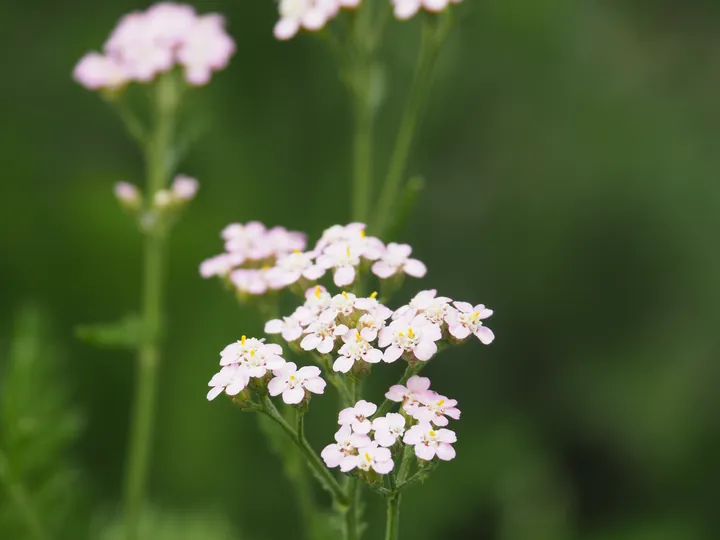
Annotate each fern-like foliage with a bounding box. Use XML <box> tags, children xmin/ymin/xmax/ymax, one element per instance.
<box><xmin>0</xmin><ymin>305</ymin><xmax>85</xmax><ymax>540</ymax></box>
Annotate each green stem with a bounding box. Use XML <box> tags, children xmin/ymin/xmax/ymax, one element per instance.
<box><xmin>344</xmin><ymin>477</ymin><xmax>360</xmax><ymax>540</ymax></box>
<box><xmin>352</xmin><ymin>93</ymin><xmax>373</xmax><ymax>222</ymax></box>
<box><xmin>123</xmin><ymin>75</ymin><xmax>178</xmax><ymax>540</ymax></box>
<box><xmin>372</xmin><ymin>19</ymin><xmax>446</xmax><ymax>236</ymax></box>
<box><xmin>0</xmin><ymin>451</ymin><xmax>50</xmax><ymax>540</ymax></box>
<box><xmin>385</xmin><ymin>494</ymin><xmax>401</xmax><ymax>540</ymax></box>
<box><xmin>376</xmin><ymin>362</ymin><xmax>425</xmax><ymax>418</ymax></box>
<box><xmin>262</xmin><ymin>396</ymin><xmax>349</xmax><ymax>506</ymax></box>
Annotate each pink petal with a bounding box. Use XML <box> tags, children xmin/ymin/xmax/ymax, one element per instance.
<box><xmin>353</xmin><ymin>419</ymin><xmax>372</xmax><ymax>435</ymax></box>
<box><xmin>340</xmin><ymin>455</ymin><xmax>358</xmax><ymax>472</ymax></box>
<box><xmin>403</xmin><ymin>258</ymin><xmax>427</xmax><ymax>278</ymax></box>
<box><xmin>264</xmin><ymin>319</ymin><xmax>284</xmax><ymax>334</ymax></box>
<box><xmin>333</xmin><ymin>356</ymin><xmax>355</xmax><ymax>373</ymax></box>
<box><xmin>274</xmin><ymin>18</ymin><xmax>299</xmax><ymax>40</ymax></box>
<box><xmin>268</xmin><ymin>377</ymin><xmax>288</xmax><ymax>396</ymax></box>
<box><xmin>414</xmin><ymin>444</ymin><xmax>435</xmax><ymax>461</ymax></box>
<box><xmin>436</xmin><ymin>443</ymin><xmax>456</xmax><ymax>461</ymax></box>
<box><xmin>362</xmin><ymin>348</ymin><xmax>383</xmax><ymax>364</ymax></box>
<box><xmin>385</xmin><ymin>385</ymin><xmax>407</xmax><ymax>402</ymax></box>
<box><xmin>372</xmin><ymin>459</ymin><xmax>394</xmax><ymax>475</ymax></box>
<box><xmin>301</xmin><ymin>334</ymin><xmax>321</xmax><ymax>351</ymax></box>
<box><xmin>206</xmin><ymin>386</ymin><xmax>224</xmax><ymax>401</ymax></box>
<box><xmin>383</xmin><ymin>345</ymin><xmax>404</xmax><ymax>363</ymax></box>
<box><xmin>449</xmin><ymin>324</ymin><xmax>471</xmax><ymax>340</ymax></box>
<box><xmin>475</xmin><ymin>326</ymin><xmax>495</xmax><ymax>345</ymax></box>
<box><xmin>334</xmin><ymin>265</ymin><xmax>356</xmax><ymax>287</ymax></box>
<box><xmin>371</xmin><ymin>261</ymin><xmax>396</xmax><ymax>279</ymax></box>
<box><xmin>413</xmin><ymin>340</ymin><xmax>437</xmax><ymax>361</ymax></box>
<box><xmin>338</xmin><ymin>408</ymin><xmax>357</xmax><ymax>425</ymax></box>
<box><xmin>283</xmin><ymin>386</ymin><xmax>305</xmax><ymax>404</ymax></box>
<box><xmin>317</xmin><ymin>336</ymin><xmax>335</xmax><ymax>354</ymax></box>
<box><xmin>377</xmin><ymin>328</ymin><xmax>392</xmax><ymax>348</ymax></box>
<box><xmin>303</xmin><ymin>377</ymin><xmax>326</xmax><ymax>394</ymax></box>
<box><xmin>407</xmin><ymin>376</ymin><xmax>431</xmax><ymax>392</ymax></box>
<box><xmin>431</xmin><ymin>415</ymin><xmax>449</xmax><ymax>427</ymax></box>
<box><xmin>453</xmin><ymin>301</ymin><xmax>473</xmax><ymax>313</ymax></box>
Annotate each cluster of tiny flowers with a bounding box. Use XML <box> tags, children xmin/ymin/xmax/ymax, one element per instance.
<box><xmin>266</xmin><ymin>286</ymin><xmax>493</xmax><ymax>371</ymax></box>
<box><xmin>200</xmin><ymin>222</ymin><xmax>426</xmax><ymax>296</ymax></box>
<box><xmin>322</xmin><ymin>379</ymin><xmax>458</xmax><ymax>474</ymax></box>
<box><xmin>114</xmin><ymin>175</ymin><xmax>199</xmax><ymax>211</ymax></box>
<box><xmin>74</xmin><ymin>2</ymin><xmax>235</xmax><ymax>90</ymax></box>
<box><xmin>274</xmin><ymin>0</ymin><xmax>463</xmax><ymax>39</ymax></box>
<box><xmin>207</xmin><ymin>336</ymin><xmax>326</xmax><ymax>404</ymax></box>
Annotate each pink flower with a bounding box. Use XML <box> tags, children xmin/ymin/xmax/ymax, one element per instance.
<box><xmin>446</xmin><ymin>301</ymin><xmax>495</xmax><ymax>344</ymax></box>
<box><xmin>371</xmin><ymin>413</ymin><xmax>406</xmax><ymax>447</ymax></box>
<box><xmin>333</xmin><ymin>332</ymin><xmax>384</xmax><ymax>373</ymax></box>
<box><xmin>73</xmin><ymin>52</ymin><xmax>128</xmax><ymax>90</ymax></box>
<box><xmin>219</xmin><ymin>336</ymin><xmax>273</xmax><ymax>366</ymax></box>
<box><xmin>321</xmin><ymin>425</ymin><xmax>371</xmax><ymax>468</ymax></box>
<box><xmin>303</xmin><ymin>285</ymin><xmax>333</xmax><ymax>316</ymax></box>
<box><xmin>264</xmin><ymin>312</ymin><xmax>306</xmax><ymax>342</ymax></box>
<box><xmin>268</xmin><ymin>362</ymin><xmax>326</xmax><ymax>404</ymax></box>
<box><xmin>340</xmin><ymin>442</ymin><xmax>394</xmax><ymax>474</ymax></box>
<box><xmin>243</xmin><ymin>345</ymin><xmax>286</xmax><ymax>379</ymax></box>
<box><xmin>230</xmin><ymin>268</ymin><xmax>272</xmax><ymax>295</ymax></box>
<box><xmin>385</xmin><ymin>375</ymin><xmax>432</xmax><ymax>414</ymax></box>
<box><xmin>300</xmin><ymin>311</ymin><xmax>349</xmax><ymax>354</ymax></box>
<box><xmin>198</xmin><ymin>252</ymin><xmax>244</xmax><ymax>278</ymax></box>
<box><xmin>266</xmin><ymin>251</ymin><xmax>325</xmax><ymax>289</ymax></box>
<box><xmin>274</xmin><ymin>0</ymin><xmax>344</xmax><ymax>41</ymax></box>
<box><xmin>377</xmin><ymin>315</ymin><xmax>442</xmax><ymax>363</ymax></box>
<box><xmin>371</xmin><ymin>242</ymin><xmax>426</xmax><ymax>280</ymax></box>
<box><xmin>114</xmin><ymin>182</ymin><xmax>140</xmax><ymax>205</ymax></box>
<box><xmin>338</xmin><ymin>400</ymin><xmax>377</xmax><ymax>435</ymax></box>
<box><xmin>170</xmin><ymin>175</ymin><xmax>199</xmax><ymax>200</ymax></box>
<box><xmin>391</xmin><ymin>0</ymin><xmax>462</xmax><ymax>21</ymax></box>
<box><xmin>178</xmin><ymin>13</ymin><xmax>236</xmax><ymax>85</ymax></box>
<box><xmin>206</xmin><ymin>364</ymin><xmax>250</xmax><ymax>401</ymax></box>
<box><xmin>412</xmin><ymin>392</ymin><xmax>461</xmax><ymax>427</ymax></box>
<box><xmin>316</xmin><ymin>242</ymin><xmax>361</xmax><ymax>287</ymax></box>
<box><xmin>393</xmin><ymin>289</ymin><xmax>452</xmax><ymax>324</ymax></box>
<box><xmin>402</xmin><ymin>422</ymin><xmax>457</xmax><ymax>461</ymax></box>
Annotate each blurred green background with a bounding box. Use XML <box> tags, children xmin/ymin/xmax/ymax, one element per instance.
<box><xmin>2</xmin><ymin>0</ymin><xmax>720</xmax><ymax>539</ymax></box>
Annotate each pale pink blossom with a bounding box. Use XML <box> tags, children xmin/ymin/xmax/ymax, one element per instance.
<box><xmin>333</xmin><ymin>332</ymin><xmax>384</xmax><ymax>373</ymax></box>
<box><xmin>303</xmin><ymin>285</ymin><xmax>333</xmax><ymax>316</ymax></box>
<box><xmin>377</xmin><ymin>314</ymin><xmax>442</xmax><ymax>362</ymax></box>
<box><xmin>206</xmin><ymin>364</ymin><xmax>250</xmax><ymax>400</ymax></box>
<box><xmin>446</xmin><ymin>301</ymin><xmax>495</xmax><ymax>344</ymax></box>
<box><xmin>114</xmin><ymin>182</ymin><xmax>140</xmax><ymax>205</ymax></box>
<box><xmin>265</xmin><ymin>226</ymin><xmax>307</xmax><ymax>256</ymax></box>
<box><xmin>230</xmin><ymin>268</ymin><xmax>273</xmax><ymax>295</ymax></box>
<box><xmin>273</xmin><ymin>0</ymin><xmax>363</xmax><ymax>40</ymax></box>
<box><xmin>391</xmin><ymin>0</ymin><xmax>462</xmax><ymax>21</ymax></box>
<box><xmin>412</xmin><ymin>392</ymin><xmax>461</xmax><ymax>427</ymax></box>
<box><xmin>385</xmin><ymin>375</ymin><xmax>432</xmax><ymax>414</ymax></box>
<box><xmin>199</xmin><ymin>252</ymin><xmax>245</xmax><ymax>278</ymax></box>
<box><xmin>321</xmin><ymin>425</ymin><xmax>371</xmax><ymax>468</ymax></box>
<box><xmin>220</xmin><ymin>336</ymin><xmax>275</xmax><ymax>366</ymax></box>
<box><xmin>338</xmin><ymin>400</ymin><xmax>377</xmax><ymax>435</ymax></box>
<box><xmin>322</xmin><ymin>291</ymin><xmax>360</xmax><ymax>321</ymax></box>
<box><xmin>177</xmin><ymin>13</ymin><xmax>235</xmax><ymax>85</ymax></box>
<box><xmin>402</xmin><ymin>422</ymin><xmax>457</xmax><ymax>461</ymax></box>
<box><xmin>264</xmin><ymin>313</ymin><xmax>306</xmax><ymax>342</ymax></box>
<box><xmin>340</xmin><ymin>442</ymin><xmax>394</xmax><ymax>474</ymax></box>
<box><xmin>372</xmin><ymin>242</ymin><xmax>426</xmax><ymax>280</ymax></box>
<box><xmin>268</xmin><ymin>362</ymin><xmax>326</xmax><ymax>404</ymax></box>
<box><xmin>316</xmin><ymin>242</ymin><xmax>361</xmax><ymax>287</ymax></box>
<box><xmin>244</xmin><ymin>344</ymin><xmax>286</xmax><ymax>378</ymax></box>
<box><xmin>300</xmin><ymin>311</ymin><xmax>349</xmax><ymax>354</ymax></box>
<box><xmin>170</xmin><ymin>175</ymin><xmax>199</xmax><ymax>200</ymax></box>
<box><xmin>73</xmin><ymin>52</ymin><xmax>128</xmax><ymax>90</ymax></box>
<box><xmin>266</xmin><ymin>251</ymin><xmax>324</xmax><ymax>288</ymax></box>
<box><xmin>394</xmin><ymin>289</ymin><xmax>453</xmax><ymax>324</ymax></box>
<box><xmin>371</xmin><ymin>413</ymin><xmax>406</xmax><ymax>447</ymax></box>
<box><xmin>153</xmin><ymin>189</ymin><xmax>173</xmax><ymax>209</ymax></box>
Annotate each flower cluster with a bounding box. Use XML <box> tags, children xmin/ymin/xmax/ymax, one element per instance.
<box><xmin>114</xmin><ymin>175</ymin><xmax>199</xmax><ymax>213</ymax></box>
<box><xmin>200</xmin><ymin>222</ymin><xmax>426</xmax><ymax>297</ymax></box>
<box><xmin>207</xmin><ymin>336</ymin><xmax>326</xmax><ymax>404</ymax></box>
<box><xmin>322</xmin><ymin>380</ymin><xmax>459</xmax><ymax>475</ymax></box>
<box><xmin>74</xmin><ymin>2</ymin><xmax>235</xmax><ymax>90</ymax></box>
<box><xmin>273</xmin><ymin>0</ymin><xmax>464</xmax><ymax>40</ymax></box>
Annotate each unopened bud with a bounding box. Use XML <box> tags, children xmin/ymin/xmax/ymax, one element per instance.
<box><xmin>153</xmin><ymin>189</ymin><xmax>173</xmax><ymax>210</ymax></box>
<box><xmin>171</xmin><ymin>175</ymin><xmax>199</xmax><ymax>202</ymax></box>
<box><xmin>114</xmin><ymin>182</ymin><xmax>141</xmax><ymax>210</ymax></box>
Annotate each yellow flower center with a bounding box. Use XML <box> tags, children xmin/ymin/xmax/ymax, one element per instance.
<box><xmin>429</xmin><ymin>430</ymin><xmax>436</xmax><ymax>437</ymax></box>
<box><xmin>407</xmin><ymin>328</ymin><xmax>415</xmax><ymax>339</ymax></box>
<box><xmin>437</xmin><ymin>399</ymin><xmax>445</xmax><ymax>406</ymax></box>
<box><xmin>241</xmin><ymin>335</ymin><xmax>246</xmax><ymax>345</ymax></box>
<box><xmin>364</xmin><ymin>452</ymin><xmax>372</xmax><ymax>463</ymax></box>
<box><xmin>315</xmin><ymin>286</ymin><xmax>322</xmax><ymax>299</ymax></box>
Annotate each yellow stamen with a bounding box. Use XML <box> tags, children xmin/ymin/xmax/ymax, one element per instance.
<box><xmin>360</xmin><ymin>229</ymin><xmax>366</xmax><ymax>239</ymax></box>
<box><xmin>261</xmin><ymin>264</ymin><xmax>271</xmax><ymax>271</ymax></box>
<box><xmin>408</xmin><ymin>328</ymin><xmax>415</xmax><ymax>338</ymax></box>
<box><xmin>398</xmin><ymin>331</ymin><xmax>404</xmax><ymax>337</ymax></box>
<box><xmin>364</xmin><ymin>452</ymin><xmax>372</xmax><ymax>463</ymax></box>
<box><xmin>241</xmin><ymin>335</ymin><xmax>246</xmax><ymax>345</ymax></box>
<box><xmin>437</xmin><ymin>399</ymin><xmax>445</xmax><ymax>406</ymax></box>
<box><xmin>355</xmin><ymin>331</ymin><xmax>361</xmax><ymax>342</ymax></box>
<box><xmin>346</xmin><ymin>246</ymin><xmax>351</xmax><ymax>258</ymax></box>
<box><xmin>293</xmin><ymin>249</ymin><xmax>300</xmax><ymax>254</ymax></box>
<box><xmin>250</xmin><ymin>349</ymin><xmax>255</xmax><ymax>356</ymax></box>
<box><xmin>342</xmin><ymin>291</ymin><xmax>348</xmax><ymax>299</ymax></box>
<box><xmin>315</xmin><ymin>286</ymin><xmax>322</xmax><ymax>299</ymax></box>
<box><xmin>472</xmin><ymin>311</ymin><xmax>480</xmax><ymax>318</ymax></box>
<box><xmin>370</xmin><ymin>291</ymin><xmax>378</xmax><ymax>299</ymax></box>
<box><xmin>429</xmin><ymin>430</ymin><xmax>436</xmax><ymax>437</ymax></box>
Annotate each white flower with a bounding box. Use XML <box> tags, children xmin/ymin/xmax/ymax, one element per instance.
<box><xmin>391</xmin><ymin>0</ymin><xmax>462</xmax><ymax>21</ymax></box>
<box><xmin>338</xmin><ymin>400</ymin><xmax>377</xmax><ymax>435</ymax></box>
<box><xmin>206</xmin><ymin>364</ymin><xmax>250</xmax><ymax>401</ymax></box>
<box><xmin>333</xmin><ymin>332</ymin><xmax>384</xmax><ymax>373</ymax></box>
<box><xmin>402</xmin><ymin>422</ymin><xmax>457</xmax><ymax>461</ymax></box>
<box><xmin>199</xmin><ymin>252</ymin><xmax>245</xmax><ymax>278</ymax></box>
<box><xmin>316</xmin><ymin>242</ymin><xmax>362</xmax><ymax>287</ymax></box>
<box><xmin>321</xmin><ymin>425</ymin><xmax>371</xmax><ymax>468</ymax></box>
<box><xmin>385</xmin><ymin>375</ymin><xmax>433</xmax><ymax>414</ymax></box>
<box><xmin>394</xmin><ymin>289</ymin><xmax>452</xmax><ymax>324</ymax></box>
<box><xmin>412</xmin><ymin>392</ymin><xmax>461</xmax><ymax>427</ymax></box>
<box><xmin>177</xmin><ymin>13</ymin><xmax>236</xmax><ymax>86</ymax></box>
<box><xmin>446</xmin><ymin>301</ymin><xmax>495</xmax><ymax>344</ymax></box>
<box><xmin>377</xmin><ymin>314</ymin><xmax>442</xmax><ymax>362</ymax></box>
<box><xmin>371</xmin><ymin>413</ymin><xmax>406</xmax><ymax>447</ymax></box>
<box><xmin>274</xmin><ymin>0</ymin><xmax>339</xmax><ymax>40</ymax></box>
<box><xmin>322</xmin><ymin>291</ymin><xmax>360</xmax><ymax>321</ymax></box>
<box><xmin>170</xmin><ymin>175</ymin><xmax>199</xmax><ymax>201</ymax></box>
<box><xmin>244</xmin><ymin>344</ymin><xmax>286</xmax><ymax>378</ymax></box>
<box><xmin>268</xmin><ymin>362</ymin><xmax>326</xmax><ymax>404</ymax></box>
<box><xmin>371</xmin><ymin>242</ymin><xmax>426</xmax><ymax>280</ymax></box>
<box><xmin>300</xmin><ymin>311</ymin><xmax>349</xmax><ymax>354</ymax></box>
<box><xmin>266</xmin><ymin>250</ymin><xmax>325</xmax><ymax>288</ymax></box>
<box><xmin>230</xmin><ymin>268</ymin><xmax>273</xmax><ymax>295</ymax></box>
<box><xmin>303</xmin><ymin>285</ymin><xmax>333</xmax><ymax>315</ymax></box>
<box><xmin>340</xmin><ymin>442</ymin><xmax>394</xmax><ymax>474</ymax></box>
<box><xmin>264</xmin><ymin>313</ymin><xmax>306</xmax><ymax>342</ymax></box>
<box><xmin>219</xmin><ymin>336</ymin><xmax>265</xmax><ymax>366</ymax></box>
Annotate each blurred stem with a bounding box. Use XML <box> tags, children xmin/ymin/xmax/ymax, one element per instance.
<box><xmin>261</xmin><ymin>396</ymin><xmax>349</xmax><ymax>506</ymax></box>
<box><xmin>372</xmin><ymin>17</ymin><xmax>449</xmax><ymax>236</ymax></box>
<box><xmin>344</xmin><ymin>477</ymin><xmax>360</xmax><ymax>540</ymax></box>
<box><xmin>123</xmin><ymin>75</ymin><xmax>178</xmax><ymax>540</ymax></box>
<box><xmin>0</xmin><ymin>450</ymin><xmax>51</xmax><ymax>540</ymax></box>
<box><xmin>376</xmin><ymin>362</ymin><xmax>425</xmax><ymax>417</ymax></box>
<box><xmin>291</xmin><ymin>409</ymin><xmax>319</xmax><ymax>539</ymax></box>
<box><xmin>384</xmin><ymin>494</ymin><xmax>401</xmax><ymax>540</ymax></box>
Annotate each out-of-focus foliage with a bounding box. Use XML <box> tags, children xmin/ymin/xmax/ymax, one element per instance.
<box><xmin>0</xmin><ymin>0</ymin><xmax>719</xmax><ymax>539</ymax></box>
<box><xmin>0</xmin><ymin>306</ymin><xmax>85</xmax><ymax>539</ymax></box>
<box><xmin>94</xmin><ymin>508</ymin><xmax>242</xmax><ymax>540</ymax></box>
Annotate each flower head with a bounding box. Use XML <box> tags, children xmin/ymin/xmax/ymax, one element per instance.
<box><xmin>300</xmin><ymin>311</ymin><xmax>349</xmax><ymax>354</ymax></box>
<box><xmin>333</xmin><ymin>332</ymin><xmax>384</xmax><ymax>373</ymax></box>
<box><xmin>377</xmin><ymin>315</ymin><xmax>442</xmax><ymax>363</ymax></box>
<box><xmin>338</xmin><ymin>400</ymin><xmax>377</xmax><ymax>435</ymax></box>
<box><xmin>340</xmin><ymin>442</ymin><xmax>394</xmax><ymax>474</ymax></box>
<box><xmin>446</xmin><ymin>301</ymin><xmax>495</xmax><ymax>344</ymax></box>
<box><xmin>268</xmin><ymin>362</ymin><xmax>326</xmax><ymax>404</ymax></box>
<box><xmin>372</xmin><ymin>242</ymin><xmax>426</xmax><ymax>280</ymax></box>
<box><xmin>371</xmin><ymin>413</ymin><xmax>406</xmax><ymax>447</ymax></box>
<box><xmin>403</xmin><ymin>422</ymin><xmax>457</xmax><ymax>461</ymax></box>
<box><xmin>206</xmin><ymin>364</ymin><xmax>250</xmax><ymax>401</ymax></box>
<box><xmin>412</xmin><ymin>392</ymin><xmax>461</xmax><ymax>427</ymax></box>
<box><xmin>391</xmin><ymin>0</ymin><xmax>462</xmax><ymax>21</ymax></box>
<box><xmin>385</xmin><ymin>375</ymin><xmax>432</xmax><ymax>414</ymax></box>
<box><xmin>274</xmin><ymin>1</ymin><xmax>360</xmax><ymax>40</ymax></box>
<box><xmin>394</xmin><ymin>289</ymin><xmax>452</xmax><ymax>325</ymax></box>
<box><xmin>321</xmin><ymin>425</ymin><xmax>371</xmax><ymax>468</ymax></box>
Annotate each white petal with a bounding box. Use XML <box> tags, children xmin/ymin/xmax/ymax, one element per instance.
<box><xmin>283</xmin><ymin>386</ymin><xmax>305</xmax><ymax>404</ymax></box>
<box><xmin>303</xmin><ymin>377</ymin><xmax>326</xmax><ymax>394</ymax></box>
<box><xmin>264</xmin><ymin>319</ymin><xmax>284</xmax><ymax>334</ymax></box>
<box><xmin>372</xmin><ymin>459</ymin><xmax>394</xmax><ymax>475</ymax></box>
<box><xmin>334</xmin><ymin>265</ymin><xmax>355</xmax><ymax>286</ymax></box>
<box><xmin>476</xmin><ymin>326</ymin><xmax>495</xmax><ymax>345</ymax></box>
<box><xmin>413</xmin><ymin>340</ymin><xmax>437</xmax><ymax>361</ymax></box>
<box><xmin>371</xmin><ymin>261</ymin><xmax>396</xmax><ymax>279</ymax></box>
<box><xmin>383</xmin><ymin>345</ymin><xmax>404</xmax><ymax>363</ymax></box>
<box><xmin>403</xmin><ymin>258</ymin><xmax>427</xmax><ymax>278</ymax></box>
<box><xmin>333</xmin><ymin>356</ymin><xmax>355</xmax><ymax>373</ymax></box>
<box><xmin>436</xmin><ymin>443</ymin><xmax>456</xmax><ymax>461</ymax></box>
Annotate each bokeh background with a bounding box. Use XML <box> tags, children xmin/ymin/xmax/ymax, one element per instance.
<box><xmin>2</xmin><ymin>0</ymin><xmax>720</xmax><ymax>539</ymax></box>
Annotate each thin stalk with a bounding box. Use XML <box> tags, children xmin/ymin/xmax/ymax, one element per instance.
<box><xmin>123</xmin><ymin>76</ymin><xmax>178</xmax><ymax>540</ymax></box>
<box><xmin>385</xmin><ymin>494</ymin><xmax>401</xmax><ymax>540</ymax></box>
<box><xmin>372</xmin><ymin>20</ymin><xmax>445</xmax><ymax>236</ymax></box>
<box><xmin>352</xmin><ymin>94</ymin><xmax>373</xmax><ymax>222</ymax></box>
<box><xmin>262</xmin><ymin>396</ymin><xmax>348</xmax><ymax>506</ymax></box>
<box><xmin>0</xmin><ymin>451</ymin><xmax>50</xmax><ymax>540</ymax></box>
<box><xmin>292</xmin><ymin>409</ymin><xmax>319</xmax><ymax>538</ymax></box>
<box><xmin>344</xmin><ymin>477</ymin><xmax>360</xmax><ymax>540</ymax></box>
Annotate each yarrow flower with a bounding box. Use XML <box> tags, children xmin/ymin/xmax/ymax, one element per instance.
<box><xmin>321</xmin><ymin>425</ymin><xmax>371</xmax><ymax>468</ymax></box>
<box><xmin>333</xmin><ymin>332</ymin><xmax>383</xmax><ymax>373</ymax></box>
<box><xmin>170</xmin><ymin>175</ymin><xmax>199</xmax><ymax>201</ymax></box>
<box><xmin>412</xmin><ymin>392</ymin><xmax>461</xmax><ymax>427</ymax></box>
<box><xmin>391</xmin><ymin>0</ymin><xmax>463</xmax><ymax>21</ymax></box>
<box><xmin>393</xmin><ymin>289</ymin><xmax>452</xmax><ymax>324</ymax></box>
<box><xmin>385</xmin><ymin>375</ymin><xmax>432</xmax><ymax>414</ymax></box>
<box><xmin>403</xmin><ymin>422</ymin><xmax>457</xmax><ymax>461</ymax></box>
<box><xmin>338</xmin><ymin>400</ymin><xmax>377</xmax><ymax>435</ymax></box>
<box><xmin>114</xmin><ymin>182</ymin><xmax>141</xmax><ymax>207</ymax></box>
<box><xmin>340</xmin><ymin>442</ymin><xmax>394</xmax><ymax>474</ymax></box>
<box><xmin>74</xmin><ymin>3</ymin><xmax>235</xmax><ymax>90</ymax></box>
<box><xmin>378</xmin><ymin>314</ymin><xmax>442</xmax><ymax>362</ymax></box>
<box><xmin>268</xmin><ymin>362</ymin><xmax>327</xmax><ymax>404</ymax></box>
<box><xmin>446</xmin><ymin>301</ymin><xmax>495</xmax><ymax>345</ymax></box>
<box><xmin>274</xmin><ymin>0</ymin><xmax>361</xmax><ymax>41</ymax></box>
<box><xmin>371</xmin><ymin>413</ymin><xmax>406</xmax><ymax>447</ymax></box>
<box><xmin>371</xmin><ymin>242</ymin><xmax>427</xmax><ymax>280</ymax></box>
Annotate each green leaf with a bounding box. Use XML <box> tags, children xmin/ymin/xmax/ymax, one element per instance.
<box><xmin>95</xmin><ymin>508</ymin><xmax>243</xmax><ymax>540</ymax></box>
<box><xmin>75</xmin><ymin>313</ymin><xmax>143</xmax><ymax>349</ymax></box>
<box><xmin>0</xmin><ymin>305</ymin><xmax>86</xmax><ymax>540</ymax></box>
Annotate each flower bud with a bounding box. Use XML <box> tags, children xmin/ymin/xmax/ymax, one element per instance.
<box><xmin>114</xmin><ymin>182</ymin><xmax>141</xmax><ymax>211</ymax></box>
<box><xmin>153</xmin><ymin>189</ymin><xmax>173</xmax><ymax>210</ymax></box>
<box><xmin>171</xmin><ymin>175</ymin><xmax>199</xmax><ymax>202</ymax></box>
